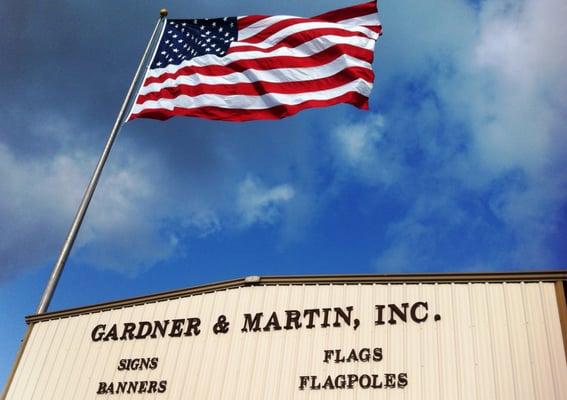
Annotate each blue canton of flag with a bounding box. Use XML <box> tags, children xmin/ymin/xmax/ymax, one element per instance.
<box><xmin>152</xmin><ymin>18</ymin><xmax>238</xmax><ymax>68</ymax></box>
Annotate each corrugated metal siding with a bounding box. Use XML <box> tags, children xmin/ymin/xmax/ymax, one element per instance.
<box><xmin>5</xmin><ymin>282</ymin><xmax>567</xmax><ymax>399</ymax></box>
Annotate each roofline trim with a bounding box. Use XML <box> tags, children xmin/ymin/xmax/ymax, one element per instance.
<box><xmin>26</xmin><ymin>270</ymin><xmax>567</xmax><ymax>324</ymax></box>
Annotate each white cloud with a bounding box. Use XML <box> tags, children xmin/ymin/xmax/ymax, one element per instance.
<box><xmin>236</xmin><ymin>175</ymin><xmax>295</xmax><ymax>227</ymax></box>
<box><xmin>333</xmin><ymin>0</ymin><xmax>567</xmax><ymax>270</ymax></box>
<box><xmin>331</xmin><ymin>114</ymin><xmax>407</xmax><ymax>186</ymax></box>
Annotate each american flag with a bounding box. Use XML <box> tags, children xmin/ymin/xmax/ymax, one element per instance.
<box><xmin>127</xmin><ymin>1</ymin><xmax>381</xmax><ymax>122</ymax></box>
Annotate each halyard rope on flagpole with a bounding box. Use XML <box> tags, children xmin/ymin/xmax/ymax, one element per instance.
<box><xmin>35</xmin><ymin>10</ymin><xmax>169</xmax><ymax>315</ymax></box>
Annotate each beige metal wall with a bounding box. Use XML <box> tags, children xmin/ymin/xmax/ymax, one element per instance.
<box><xmin>5</xmin><ymin>282</ymin><xmax>567</xmax><ymax>399</ymax></box>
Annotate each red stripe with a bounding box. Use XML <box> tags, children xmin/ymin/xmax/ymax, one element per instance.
<box><xmin>313</xmin><ymin>1</ymin><xmax>377</xmax><ymax>23</ymax></box>
<box><xmin>143</xmin><ymin>44</ymin><xmax>373</xmax><ymax>85</ymax></box>
<box><xmin>137</xmin><ymin>67</ymin><xmax>373</xmax><ymax>104</ymax></box>
<box><xmin>237</xmin><ymin>15</ymin><xmax>269</xmax><ymax>30</ymax></box>
<box><xmin>130</xmin><ymin>91</ymin><xmax>369</xmax><ymax>122</ymax></box>
<box><xmin>366</xmin><ymin>25</ymin><xmax>382</xmax><ymax>35</ymax></box>
<box><xmin>230</xmin><ymin>27</ymin><xmax>373</xmax><ymax>54</ymax></box>
<box><xmin>239</xmin><ymin>15</ymin><xmax>377</xmax><ymax>46</ymax></box>
<box><xmin>240</xmin><ymin>17</ymin><xmax>312</xmax><ymax>44</ymax></box>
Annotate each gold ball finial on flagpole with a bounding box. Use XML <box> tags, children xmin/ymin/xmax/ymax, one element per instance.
<box><xmin>160</xmin><ymin>8</ymin><xmax>168</xmax><ymax>18</ymax></box>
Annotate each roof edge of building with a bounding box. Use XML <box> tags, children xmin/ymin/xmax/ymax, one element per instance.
<box><xmin>26</xmin><ymin>270</ymin><xmax>567</xmax><ymax>324</ymax></box>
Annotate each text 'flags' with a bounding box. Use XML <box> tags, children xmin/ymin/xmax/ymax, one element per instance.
<box><xmin>127</xmin><ymin>1</ymin><xmax>381</xmax><ymax>122</ymax></box>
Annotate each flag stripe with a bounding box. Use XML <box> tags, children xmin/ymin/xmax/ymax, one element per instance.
<box><xmin>130</xmin><ymin>91</ymin><xmax>369</xmax><ymax>122</ymax></box>
<box><xmin>238</xmin><ymin>17</ymin><xmax>378</xmax><ymax>44</ymax></box>
<box><xmin>313</xmin><ymin>0</ymin><xmax>377</xmax><ymax>23</ymax></box>
<box><xmin>237</xmin><ymin>15</ymin><xmax>270</xmax><ymax>30</ymax></box>
<box><xmin>136</xmin><ymin>67</ymin><xmax>374</xmax><ymax>103</ymax></box>
<box><xmin>138</xmin><ymin>54</ymin><xmax>372</xmax><ymax>96</ymax></box>
<box><xmin>132</xmin><ymin>78</ymin><xmax>372</xmax><ymax>113</ymax></box>
<box><xmin>147</xmin><ymin>33</ymin><xmax>375</xmax><ymax>80</ymax></box>
<box><xmin>128</xmin><ymin>1</ymin><xmax>381</xmax><ymax>122</ymax></box>
<box><xmin>229</xmin><ymin>27</ymin><xmax>372</xmax><ymax>53</ymax></box>
<box><xmin>143</xmin><ymin>44</ymin><xmax>374</xmax><ymax>85</ymax></box>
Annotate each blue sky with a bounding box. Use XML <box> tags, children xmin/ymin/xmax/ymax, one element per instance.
<box><xmin>1</xmin><ymin>0</ymin><xmax>566</xmax><ymax>388</ymax></box>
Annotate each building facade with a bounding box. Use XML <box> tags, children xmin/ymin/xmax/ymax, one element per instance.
<box><xmin>3</xmin><ymin>271</ymin><xmax>567</xmax><ymax>399</ymax></box>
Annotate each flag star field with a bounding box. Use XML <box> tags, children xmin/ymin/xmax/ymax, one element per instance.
<box><xmin>153</xmin><ymin>18</ymin><xmax>237</xmax><ymax>67</ymax></box>
<box><xmin>0</xmin><ymin>0</ymin><xmax>566</xmax><ymax>389</ymax></box>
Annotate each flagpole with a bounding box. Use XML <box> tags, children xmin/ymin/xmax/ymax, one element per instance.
<box><xmin>35</xmin><ymin>9</ymin><xmax>168</xmax><ymax>315</ymax></box>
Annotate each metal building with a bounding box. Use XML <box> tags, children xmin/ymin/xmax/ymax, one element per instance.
<box><xmin>3</xmin><ymin>271</ymin><xmax>567</xmax><ymax>399</ymax></box>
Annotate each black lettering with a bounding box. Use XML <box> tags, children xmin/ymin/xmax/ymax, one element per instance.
<box><xmin>347</xmin><ymin>374</ymin><xmax>358</xmax><ymax>389</ymax></box>
<box><xmin>303</xmin><ymin>309</ymin><xmax>320</xmax><ymax>329</ymax></box>
<box><xmin>371</xmin><ymin>374</ymin><xmax>383</xmax><ymax>388</ymax></box>
<box><xmin>150</xmin><ymin>357</ymin><xmax>159</xmax><ymax>369</ymax></box>
<box><xmin>120</xmin><ymin>323</ymin><xmax>136</xmax><ymax>340</ymax></box>
<box><xmin>310</xmin><ymin>375</ymin><xmax>320</xmax><ymax>390</ymax></box>
<box><xmin>103</xmin><ymin>325</ymin><xmax>118</xmax><ymax>341</ymax></box>
<box><xmin>127</xmin><ymin>381</ymin><xmax>138</xmax><ymax>394</ymax></box>
<box><xmin>323</xmin><ymin>349</ymin><xmax>334</xmax><ymax>363</ymax></box>
<box><xmin>346</xmin><ymin>349</ymin><xmax>358</xmax><ymax>362</ymax></box>
<box><xmin>398</xmin><ymin>373</ymin><xmax>408</xmax><ymax>388</ymax></box>
<box><xmin>263</xmin><ymin>312</ymin><xmax>282</xmax><ymax>331</ymax></box>
<box><xmin>410</xmin><ymin>302</ymin><xmax>429</xmax><ymax>323</ymax></box>
<box><xmin>117</xmin><ymin>359</ymin><xmax>128</xmax><ymax>371</ymax></box>
<box><xmin>388</xmin><ymin>303</ymin><xmax>409</xmax><ymax>324</ymax></box>
<box><xmin>322</xmin><ymin>375</ymin><xmax>335</xmax><ymax>389</ymax></box>
<box><xmin>148</xmin><ymin>381</ymin><xmax>158</xmax><ymax>393</ymax></box>
<box><xmin>184</xmin><ymin>318</ymin><xmax>201</xmax><ymax>336</ymax></box>
<box><xmin>333</xmin><ymin>306</ymin><xmax>353</xmax><ymax>327</ymax></box>
<box><xmin>335</xmin><ymin>375</ymin><xmax>346</xmax><ymax>389</ymax></box>
<box><xmin>321</xmin><ymin>308</ymin><xmax>332</xmax><ymax>328</ymax></box>
<box><xmin>138</xmin><ymin>381</ymin><xmax>148</xmax><ymax>393</ymax></box>
<box><xmin>241</xmin><ymin>313</ymin><xmax>263</xmax><ymax>332</ymax></box>
<box><xmin>158</xmin><ymin>381</ymin><xmax>167</xmax><ymax>393</ymax></box>
<box><xmin>151</xmin><ymin>320</ymin><xmax>170</xmax><ymax>338</ymax></box>
<box><xmin>375</xmin><ymin>304</ymin><xmax>386</xmax><ymax>325</ymax></box>
<box><xmin>384</xmin><ymin>373</ymin><xmax>396</xmax><ymax>388</ymax></box>
<box><xmin>359</xmin><ymin>374</ymin><xmax>371</xmax><ymax>388</ymax></box>
<box><xmin>373</xmin><ymin>347</ymin><xmax>383</xmax><ymax>362</ymax></box>
<box><xmin>135</xmin><ymin>321</ymin><xmax>153</xmax><ymax>339</ymax></box>
<box><xmin>299</xmin><ymin>376</ymin><xmax>310</xmax><ymax>390</ymax></box>
<box><xmin>359</xmin><ymin>348</ymin><xmax>371</xmax><ymax>362</ymax></box>
<box><xmin>169</xmin><ymin>319</ymin><xmax>185</xmax><ymax>337</ymax></box>
<box><xmin>91</xmin><ymin>325</ymin><xmax>106</xmax><ymax>342</ymax></box>
<box><xmin>97</xmin><ymin>382</ymin><xmax>107</xmax><ymax>395</ymax></box>
<box><xmin>116</xmin><ymin>382</ymin><xmax>127</xmax><ymax>394</ymax></box>
<box><xmin>284</xmin><ymin>310</ymin><xmax>302</xmax><ymax>330</ymax></box>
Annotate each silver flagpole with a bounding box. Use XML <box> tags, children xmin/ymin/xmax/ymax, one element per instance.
<box><xmin>35</xmin><ymin>9</ymin><xmax>169</xmax><ymax>315</ymax></box>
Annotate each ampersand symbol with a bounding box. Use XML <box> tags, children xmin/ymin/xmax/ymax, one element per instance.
<box><xmin>213</xmin><ymin>315</ymin><xmax>230</xmax><ymax>334</ymax></box>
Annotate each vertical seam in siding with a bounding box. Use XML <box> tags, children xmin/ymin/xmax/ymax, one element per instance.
<box><xmin>450</xmin><ymin>284</ymin><xmax>462</xmax><ymax>400</ymax></box>
<box><xmin>538</xmin><ymin>282</ymin><xmax>558</xmax><ymax>399</ymax></box>
<box><xmin>434</xmin><ymin>283</ymin><xmax>443</xmax><ymax>400</ymax></box>
<box><xmin>520</xmin><ymin>282</ymin><xmax>538</xmax><ymax>399</ymax></box>
<box><xmin>502</xmin><ymin>283</ymin><xmax>519</xmax><ymax>400</ymax></box>
<box><xmin>179</xmin><ymin>293</ymin><xmax>205</xmax><ymax>398</ymax></box>
<box><xmin>484</xmin><ymin>283</ymin><xmax>499</xmax><ymax>400</ymax></box>
<box><xmin>152</xmin><ymin>299</ymin><xmax>179</xmax><ymax>400</ymax></box>
<box><xmin>218</xmin><ymin>289</ymin><xmax>242</xmax><ymax>399</ymax></box>
<box><xmin>418</xmin><ymin>283</ymin><xmax>423</xmax><ymax>400</ymax></box>
<box><xmin>291</xmin><ymin>285</ymin><xmax>307</xmax><ymax>400</ymax></box>
<box><xmin>468</xmin><ymin>283</ymin><xmax>480</xmax><ymax>400</ymax></box>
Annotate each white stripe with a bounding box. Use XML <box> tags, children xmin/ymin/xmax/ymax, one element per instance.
<box><xmin>132</xmin><ymin>78</ymin><xmax>372</xmax><ymax>113</ymax></box>
<box><xmin>338</xmin><ymin>13</ymin><xmax>380</xmax><ymax>29</ymax></box>
<box><xmin>138</xmin><ymin>54</ymin><xmax>372</xmax><ymax>96</ymax></box>
<box><xmin>239</xmin><ymin>19</ymin><xmax>378</xmax><ymax>46</ymax></box>
<box><xmin>145</xmin><ymin>34</ymin><xmax>375</xmax><ymax>79</ymax></box>
<box><xmin>237</xmin><ymin>15</ymin><xmax>296</xmax><ymax>41</ymax></box>
<box><xmin>230</xmin><ymin>30</ymin><xmax>375</xmax><ymax>51</ymax></box>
